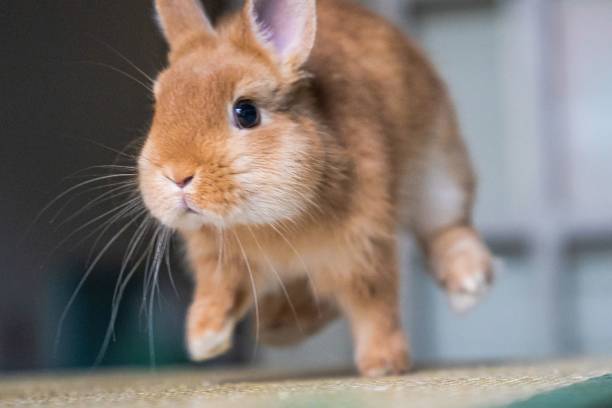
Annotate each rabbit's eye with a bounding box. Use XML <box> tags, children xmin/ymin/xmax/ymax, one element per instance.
<box><xmin>233</xmin><ymin>100</ymin><xmax>260</xmax><ymax>129</ymax></box>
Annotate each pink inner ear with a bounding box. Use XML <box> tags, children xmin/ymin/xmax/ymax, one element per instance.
<box><xmin>254</xmin><ymin>0</ymin><xmax>304</xmax><ymax>57</ymax></box>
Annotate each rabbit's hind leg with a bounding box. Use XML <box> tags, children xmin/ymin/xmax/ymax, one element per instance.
<box><xmin>406</xmin><ymin>106</ymin><xmax>494</xmax><ymax>312</ymax></box>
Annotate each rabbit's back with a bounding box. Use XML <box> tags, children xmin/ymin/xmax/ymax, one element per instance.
<box><xmin>309</xmin><ymin>0</ymin><xmax>454</xmax><ymax>213</ymax></box>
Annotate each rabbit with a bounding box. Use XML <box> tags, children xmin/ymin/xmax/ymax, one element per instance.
<box><xmin>138</xmin><ymin>0</ymin><xmax>494</xmax><ymax>377</ymax></box>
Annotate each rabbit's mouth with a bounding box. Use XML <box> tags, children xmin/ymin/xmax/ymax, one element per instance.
<box><xmin>167</xmin><ymin>203</ymin><xmax>225</xmax><ymax>231</ymax></box>
<box><xmin>167</xmin><ymin>193</ymin><xmax>231</xmax><ymax>230</ymax></box>
<box><xmin>181</xmin><ymin>196</ymin><xmax>200</xmax><ymax>215</ymax></box>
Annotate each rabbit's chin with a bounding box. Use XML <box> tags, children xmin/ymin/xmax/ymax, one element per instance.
<box><xmin>148</xmin><ymin>203</ymin><xmax>223</xmax><ymax>231</ymax></box>
<box><xmin>170</xmin><ymin>212</ymin><xmax>208</xmax><ymax>231</ymax></box>
<box><xmin>151</xmin><ymin>203</ymin><xmax>301</xmax><ymax>232</ymax></box>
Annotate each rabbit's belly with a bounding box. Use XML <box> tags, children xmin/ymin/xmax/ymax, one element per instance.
<box><xmin>253</xmin><ymin>234</ymin><xmax>368</xmax><ymax>291</ymax></box>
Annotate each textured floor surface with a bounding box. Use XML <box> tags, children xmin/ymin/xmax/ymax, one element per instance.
<box><xmin>1</xmin><ymin>359</ymin><xmax>611</xmax><ymax>408</ymax></box>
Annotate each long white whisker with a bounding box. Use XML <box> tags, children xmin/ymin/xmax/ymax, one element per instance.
<box><xmin>53</xmin><ymin>185</ymin><xmax>137</xmax><ymax>227</ymax></box>
<box><xmin>60</xmin><ymin>135</ymin><xmax>140</xmax><ymax>162</ymax></box>
<box><xmin>154</xmin><ymin>229</ymin><xmax>171</xmax><ymax>307</ymax></box>
<box><xmin>141</xmin><ymin>225</ymin><xmax>166</xmax><ymax>319</ymax></box>
<box><xmin>54</xmin><ymin>215</ymin><xmax>141</xmax><ymax>353</ymax></box>
<box><xmin>164</xmin><ymin>233</ymin><xmax>179</xmax><ymax>298</ymax></box>
<box><xmin>93</xmin><ymin>37</ymin><xmax>156</xmax><ymax>84</ymax></box>
<box><xmin>139</xmin><ymin>229</ymin><xmax>159</xmax><ymax>320</ymax></box>
<box><xmin>268</xmin><ymin>222</ymin><xmax>321</xmax><ymax>315</ymax></box>
<box><xmin>113</xmin><ymin>216</ymin><xmax>152</xmax><ymax>309</ymax></box>
<box><xmin>59</xmin><ymin>165</ymin><xmax>137</xmax><ymax>183</ymax></box>
<box><xmin>26</xmin><ymin>174</ymin><xmax>139</xmax><ymax>240</ymax></box>
<box><xmin>42</xmin><ymin>199</ymin><xmax>143</xmax><ymax>268</ymax></box>
<box><xmin>215</xmin><ymin>226</ymin><xmax>225</xmax><ymax>276</ymax></box>
<box><xmin>71</xmin><ymin>164</ymin><xmax>138</xmax><ymax>174</ymax></box>
<box><xmin>246</xmin><ymin>225</ymin><xmax>302</xmax><ymax>333</ymax></box>
<box><xmin>84</xmin><ymin>201</ymin><xmax>145</xmax><ymax>264</ymax></box>
<box><xmin>95</xmin><ymin>230</ymin><xmax>150</xmax><ymax>366</ymax></box>
<box><xmin>75</xmin><ymin>60</ymin><xmax>153</xmax><ymax>92</ymax></box>
<box><xmin>231</xmin><ymin>229</ymin><xmax>260</xmax><ymax>358</ymax></box>
<box><xmin>146</xmin><ymin>227</ymin><xmax>170</xmax><ymax>368</ymax></box>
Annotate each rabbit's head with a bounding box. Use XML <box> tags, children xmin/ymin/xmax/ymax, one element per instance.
<box><xmin>139</xmin><ymin>0</ymin><xmax>339</xmax><ymax>230</ymax></box>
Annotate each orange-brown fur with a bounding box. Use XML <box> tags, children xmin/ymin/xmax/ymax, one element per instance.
<box><xmin>139</xmin><ymin>0</ymin><xmax>493</xmax><ymax>376</ymax></box>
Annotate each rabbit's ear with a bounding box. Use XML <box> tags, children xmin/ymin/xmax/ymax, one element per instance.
<box><xmin>155</xmin><ymin>0</ymin><xmax>215</xmax><ymax>50</ymax></box>
<box><xmin>244</xmin><ymin>0</ymin><xmax>317</xmax><ymax>72</ymax></box>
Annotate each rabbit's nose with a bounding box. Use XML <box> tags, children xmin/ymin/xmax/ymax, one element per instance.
<box><xmin>173</xmin><ymin>175</ymin><xmax>194</xmax><ymax>188</ymax></box>
<box><xmin>164</xmin><ymin>166</ymin><xmax>195</xmax><ymax>189</ymax></box>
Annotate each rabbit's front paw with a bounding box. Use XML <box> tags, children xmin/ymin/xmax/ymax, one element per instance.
<box><xmin>186</xmin><ymin>300</ymin><xmax>235</xmax><ymax>361</ymax></box>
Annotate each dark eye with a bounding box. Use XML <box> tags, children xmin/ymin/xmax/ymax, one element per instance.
<box><xmin>233</xmin><ymin>100</ymin><xmax>260</xmax><ymax>129</ymax></box>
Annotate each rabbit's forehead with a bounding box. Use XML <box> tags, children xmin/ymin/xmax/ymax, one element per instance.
<box><xmin>157</xmin><ymin>49</ymin><xmax>279</xmax><ymax>100</ymax></box>
<box><xmin>156</xmin><ymin>67</ymin><xmax>276</xmax><ymax>120</ymax></box>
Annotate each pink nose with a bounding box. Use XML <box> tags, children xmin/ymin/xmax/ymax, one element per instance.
<box><xmin>164</xmin><ymin>165</ymin><xmax>195</xmax><ymax>188</ymax></box>
<box><xmin>172</xmin><ymin>175</ymin><xmax>194</xmax><ymax>188</ymax></box>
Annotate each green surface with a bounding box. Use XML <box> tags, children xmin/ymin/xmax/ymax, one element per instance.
<box><xmin>504</xmin><ymin>374</ymin><xmax>612</xmax><ymax>408</ymax></box>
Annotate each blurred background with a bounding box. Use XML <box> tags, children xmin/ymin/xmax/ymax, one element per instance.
<box><xmin>1</xmin><ymin>0</ymin><xmax>611</xmax><ymax>373</ymax></box>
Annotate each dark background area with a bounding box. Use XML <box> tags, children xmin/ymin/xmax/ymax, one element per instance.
<box><xmin>0</xmin><ymin>0</ymin><xmax>243</xmax><ymax>372</ymax></box>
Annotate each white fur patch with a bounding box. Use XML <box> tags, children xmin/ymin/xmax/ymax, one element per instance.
<box><xmin>188</xmin><ymin>319</ymin><xmax>235</xmax><ymax>361</ymax></box>
<box><xmin>420</xmin><ymin>150</ymin><xmax>466</xmax><ymax>234</ymax></box>
<box><xmin>172</xmin><ymin>211</ymin><xmax>206</xmax><ymax>231</ymax></box>
<box><xmin>443</xmin><ymin>237</ymin><xmax>493</xmax><ymax>313</ymax></box>
<box><xmin>448</xmin><ymin>266</ymin><xmax>489</xmax><ymax>313</ymax></box>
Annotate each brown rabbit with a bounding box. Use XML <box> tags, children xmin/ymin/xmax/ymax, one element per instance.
<box><xmin>138</xmin><ymin>0</ymin><xmax>493</xmax><ymax>376</ymax></box>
